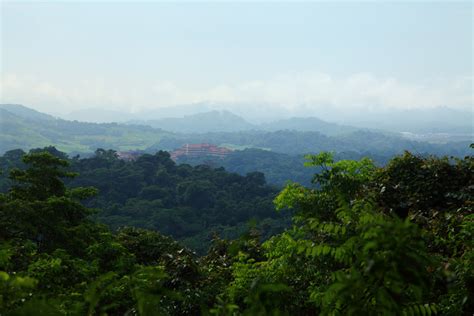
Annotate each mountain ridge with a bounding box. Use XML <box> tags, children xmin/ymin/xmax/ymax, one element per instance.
<box><xmin>0</xmin><ymin>104</ymin><xmax>470</xmax><ymax>157</ymax></box>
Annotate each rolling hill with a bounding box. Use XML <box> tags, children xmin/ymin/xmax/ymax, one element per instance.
<box><xmin>0</xmin><ymin>104</ymin><xmax>471</xmax><ymax>158</ymax></box>
<box><xmin>0</xmin><ymin>104</ymin><xmax>171</xmax><ymax>154</ymax></box>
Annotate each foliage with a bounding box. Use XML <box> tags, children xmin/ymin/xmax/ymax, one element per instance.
<box><xmin>175</xmin><ymin>148</ymin><xmax>395</xmax><ymax>187</ymax></box>
<box><xmin>0</xmin><ymin>147</ymin><xmax>472</xmax><ymax>315</ymax></box>
<box><xmin>0</xmin><ymin>148</ymin><xmax>286</xmax><ymax>254</ymax></box>
<box><xmin>214</xmin><ymin>151</ymin><xmax>473</xmax><ymax>315</ymax></box>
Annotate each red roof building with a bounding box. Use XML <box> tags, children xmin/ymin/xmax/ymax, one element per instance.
<box><xmin>170</xmin><ymin>143</ymin><xmax>232</xmax><ymax>160</ymax></box>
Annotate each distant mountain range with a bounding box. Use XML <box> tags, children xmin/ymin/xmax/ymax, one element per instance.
<box><xmin>0</xmin><ymin>104</ymin><xmax>471</xmax><ymax>157</ymax></box>
<box><xmin>63</xmin><ymin>105</ymin><xmax>358</xmax><ymax>135</ymax></box>
<box><xmin>62</xmin><ymin>102</ymin><xmax>473</xmax><ymax>138</ymax></box>
<box><xmin>129</xmin><ymin>110</ymin><xmax>255</xmax><ymax>133</ymax></box>
<box><xmin>0</xmin><ymin>104</ymin><xmax>56</xmax><ymax>121</ymax></box>
<box><xmin>0</xmin><ymin>104</ymin><xmax>172</xmax><ymax>154</ymax></box>
<box><xmin>129</xmin><ymin>110</ymin><xmax>358</xmax><ymax>135</ymax></box>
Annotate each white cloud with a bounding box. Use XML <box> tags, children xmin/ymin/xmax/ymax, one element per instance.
<box><xmin>0</xmin><ymin>72</ymin><xmax>472</xmax><ymax>116</ymax></box>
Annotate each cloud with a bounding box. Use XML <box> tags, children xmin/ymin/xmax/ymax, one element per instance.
<box><xmin>0</xmin><ymin>72</ymin><xmax>472</xmax><ymax>115</ymax></box>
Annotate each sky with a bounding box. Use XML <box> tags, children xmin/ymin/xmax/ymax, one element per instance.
<box><xmin>0</xmin><ymin>1</ymin><xmax>472</xmax><ymax>116</ymax></box>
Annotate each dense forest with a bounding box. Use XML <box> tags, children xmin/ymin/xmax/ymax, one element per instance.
<box><xmin>0</xmin><ymin>146</ymin><xmax>472</xmax><ymax>315</ymax></box>
<box><xmin>174</xmin><ymin>148</ymin><xmax>393</xmax><ymax>187</ymax></box>
<box><xmin>152</xmin><ymin>129</ymin><xmax>471</xmax><ymax>158</ymax></box>
<box><xmin>0</xmin><ymin>147</ymin><xmax>288</xmax><ymax>254</ymax></box>
<box><xmin>2</xmin><ymin>1</ymin><xmax>471</xmax><ymax>315</ymax></box>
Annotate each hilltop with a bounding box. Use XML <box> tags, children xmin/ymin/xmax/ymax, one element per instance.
<box><xmin>0</xmin><ymin>104</ymin><xmax>470</xmax><ymax>158</ymax></box>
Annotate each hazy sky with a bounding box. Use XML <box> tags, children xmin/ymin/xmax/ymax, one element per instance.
<box><xmin>1</xmin><ymin>1</ymin><xmax>472</xmax><ymax>115</ymax></box>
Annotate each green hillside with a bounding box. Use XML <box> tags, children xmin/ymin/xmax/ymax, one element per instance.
<box><xmin>0</xmin><ymin>105</ymin><xmax>171</xmax><ymax>154</ymax></box>
<box><xmin>1</xmin><ymin>104</ymin><xmax>470</xmax><ymax>159</ymax></box>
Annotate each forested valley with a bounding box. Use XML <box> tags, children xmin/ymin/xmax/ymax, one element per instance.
<box><xmin>0</xmin><ymin>145</ymin><xmax>472</xmax><ymax>315</ymax></box>
<box><xmin>0</xmin><ymin>147</ymin><xmax>287</xmax><ymax>254</ymax></box>
<box><xmin>2</xmin><ymin>1</ymin><xmax>472</xmax><ymax>314</ymax></box>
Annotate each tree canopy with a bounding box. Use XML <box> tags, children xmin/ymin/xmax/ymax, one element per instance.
<box><xmin>0</xmin><ymin>148</ymin><xmax>472</xmax><ymax>315</ymax></box>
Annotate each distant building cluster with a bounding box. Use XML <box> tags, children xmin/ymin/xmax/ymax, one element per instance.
<box><xmin>170</xmin><ymin>143</ymin><xmax>232</xmax><ymax>160</ymax></box>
